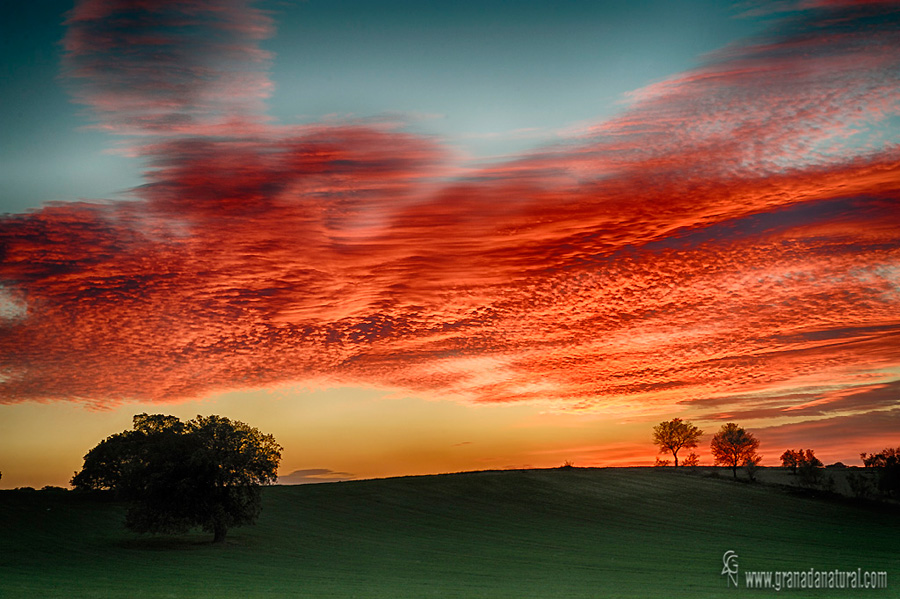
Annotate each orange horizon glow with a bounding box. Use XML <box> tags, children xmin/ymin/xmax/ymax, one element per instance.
<box><xmin>0</xmin><ymin>386</ymin><xmax>894</xmax><ymax>490</ymax></box>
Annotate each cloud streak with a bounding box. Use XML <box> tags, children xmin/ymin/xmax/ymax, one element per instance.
<box><xmin>278</xmin><ymin>468</ymin><xmax>355</xmax><ymax>485</ymax></box>
<box><xmin>1</xmin><ymin>0</ymin><xmax>899</xmax><ymax>460</ymax></box>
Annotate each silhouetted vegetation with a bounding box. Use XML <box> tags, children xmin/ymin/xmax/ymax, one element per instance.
<box><xmin>743</xmin><ymin>456</ymin><xmax>762</xmax><ymax>482</ymax></box>
<box><xmin>779</xmin><ymin>449</ymin><xmax>825</xmax><ymax>489</ymax></box>
<box><xmin>639</xmin><ymin>422</ymin><xmax>900</xmax><ymax>501</ymax></box>
<box><xmin>681</xmin><ymin>452</ymin><xmax>700</xmax><ymax>473</ymax></box>
<box><xmin>847</xmin><ymin>470</ymin><xmax>875</xmax><ymax>499</ymax></box>
<box><xmin>861</xmin><ymin>447</ymin><xmax>900</xmax><ymax>499</ymax></box>
<box><xmin>652</xmin><ymin>418</ymin><xmax>703</xmax><ymax>468</ymax></box>
<box><xmin>780</xmin><ymin>449</ymin><xmax>822</xmax><ymax>475</ymax></box>
<box><xmin>798</xmin><ymin>461</ymin><xmax>824</xmax><ymax>489</ymax></box>
<box><xmin>72</xmin><ymin>413</ymin><xmax>281</xmax><ymax>543</ymax></box>
<box><xmin>710</xmin><ymin>423</ymin><xmax>760</xmax><ymax>480</ymax></box>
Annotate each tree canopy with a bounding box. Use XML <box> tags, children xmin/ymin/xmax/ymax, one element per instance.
<box><xmin>781</xmin><ymin>449</ymin><xmax>815</xmax><ymax>473</ymax></box>
<box><xmin>861</xmin><ymin>447</ymin><xmax>900</xmax><ymax>499</ymax></box>
<box><xmin>710</xmin><ymin>423</ymin><xmax>760</xmax><ymax>479</ymax></box>
<box><xmin>652</xmin><ymin>418</ymin><xmax>703</xmax><ymax>468</ymax></box>
<box><xmin>780</xmin><ymin>448</ymin><xmax>822</xmax><ymax>485</ymax></box>
<box><xmin>72</xmin><ymin>413</ymin><xmax>282</xmax><ymax>543</ymax></box>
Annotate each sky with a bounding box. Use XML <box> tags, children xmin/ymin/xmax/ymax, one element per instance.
<box><xmin>1</xmin><ymin>0</ymin><xmax>899</xmax><ymax>489</ymax></box>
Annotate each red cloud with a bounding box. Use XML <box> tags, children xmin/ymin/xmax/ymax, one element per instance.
<box><xmin>1</xmin><ymin>0</ymin><xmax>899</xmax><ymax>431</ymax></box>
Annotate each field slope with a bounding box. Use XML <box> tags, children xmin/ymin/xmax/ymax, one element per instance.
<box><xmin>1</xmin><ymin>468</ymin><xmax>897</xmax><ymax>598</ymax></box>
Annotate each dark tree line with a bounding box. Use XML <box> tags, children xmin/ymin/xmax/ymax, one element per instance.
<box><xmin>861</xmin><ymin>447</ymin><xmax>900</xmax><ymax>499</ymax></box>
<box><xmin>653</xmin><ymin>418</ymin><xmax>899</xmax><ymax>500</ymax></box>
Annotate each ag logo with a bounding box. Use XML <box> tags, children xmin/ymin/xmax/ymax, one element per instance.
<box><xmin>721</xmin><ymin>550</ymin><xmax>739</xmax><ymax>587</ymax></box>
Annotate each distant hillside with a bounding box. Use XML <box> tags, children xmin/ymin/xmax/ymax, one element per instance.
<box><xmin>1</xmin><ymin>467</ymin><xmax>896</xmax><ymax>598</ymax></box>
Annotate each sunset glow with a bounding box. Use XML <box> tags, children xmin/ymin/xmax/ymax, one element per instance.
<box><xmin>1</xmin><ymin>0</ymin><xmax>899</xmax><ymax>488</ymax></box>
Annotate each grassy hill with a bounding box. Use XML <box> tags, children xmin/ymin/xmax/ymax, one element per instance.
<box><xmin>1</xmin><ymin>467</ymin><xmax>897</xmax><ymax>598</ymax></box>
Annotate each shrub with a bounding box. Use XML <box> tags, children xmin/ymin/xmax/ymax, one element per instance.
<box><xmin>847</xmin><ymin>471</ymin><xmax>874</xmax><ymax>499</ymax></box>
<box><xmin>798</xmin><ymin>459</ymin><xmax>822</xmax><ymax>489</ymax></box>
<box><xmin>861</xmin><ymin>447</ymin><xmax>900</xmax><ymax>498</ymax></box>
<box><xmin>744</xmin><ymin>456</ymin><xmax>762</xmax><ymax>482</ymax></box>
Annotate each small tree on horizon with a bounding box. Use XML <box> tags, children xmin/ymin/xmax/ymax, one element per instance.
<box><xmin>682</xmin><ymin>452</ymin><xmax>700</xmax><ymax>468</ymax></box>
<box><xmin>781</xmin><ymin>449</ymin><xmax>800</xmax><ymax>473</ymax></box>
<box><xmin>652</xmin><ymin>418</ymin><xmax>703</xmax><ymax>468</ymax></box>
<box><xmin>710</xmin><ymin>423</ymin><xmax>760</xmax><ymax>480</ymax></box>
<box><xmin>781</xmin><ymin>449</ymin><xmax>821</xmax><ymax>474</ymax></box>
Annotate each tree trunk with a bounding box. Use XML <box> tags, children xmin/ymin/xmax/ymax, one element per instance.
<box><xmin>732</xmin><ymin>464</ymin><xmax>738</xmax><ymax>479</ymax></box>
<box><xmin>213</xmin><ymin>522</ymin><xmax>227</xmax><ymax>544</ymax></box>
<box><xmin>674</xmin><ymin>451</ymin><xmax>679</xmax><ymax>468</ymax></box>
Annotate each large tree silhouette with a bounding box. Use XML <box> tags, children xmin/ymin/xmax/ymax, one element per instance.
<box><xmin>710</xmin><ymin>423</ymin><xmax>760</xmax><ymax>480</ymax></box>
<box><xmin>72</xmin><ymin>413</ymin><xmax>282</xmax><ymax>543</ymax></box>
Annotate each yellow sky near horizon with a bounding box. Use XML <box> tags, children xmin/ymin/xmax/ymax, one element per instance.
<box><xmin>3</xmin><ymin>383</ymin><xmax>891</xmax><ymax>489</ymax></box>
<box><xmin>0</xmin><ymin>386</ymin><xmax>661</xmax><ymax>489</ymax></box>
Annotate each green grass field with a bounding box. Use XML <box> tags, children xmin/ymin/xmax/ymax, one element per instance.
<box><xmin>2</xmin><ymin>468</ymin><xmax>897</xmax><ymax>598</ymax></box>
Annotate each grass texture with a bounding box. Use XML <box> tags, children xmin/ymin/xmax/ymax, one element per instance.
<box><xmin>1</xmin><ymin>467</ymin><xmax>897</xmax><ymax>598</ymax></box>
